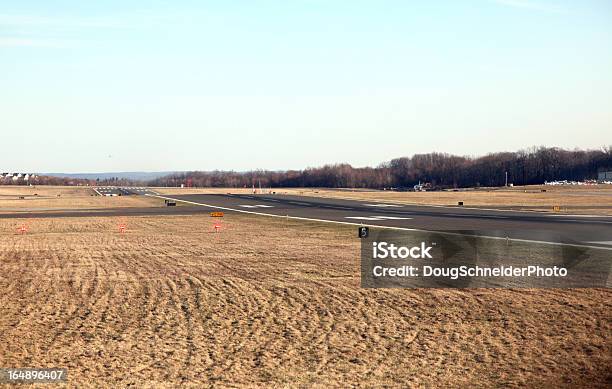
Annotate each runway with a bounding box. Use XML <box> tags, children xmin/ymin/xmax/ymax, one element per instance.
<box><xmin>2</xmin><ymin>188</ymin><xmax>611</xmax><ymax>249</ymax></box>
<box><xmin>93</xmin><ymin>187</ymin><xmax>131</xmax><ymax>196</ymax></box>
<box><xmin>156</xmin><ymin>193</ymin><xmax>612</xmax><ymax>248</ymax></box>
<box><xmin>93</xmin><ymin>187</ymin><xmax>157</xmax><ymax>196</ymax></box>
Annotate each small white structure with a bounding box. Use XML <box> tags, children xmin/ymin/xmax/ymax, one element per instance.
<box><xmin>0</xmin><ymin>173</ymin><xmax>37</xmax><ymax>182</ymax></box>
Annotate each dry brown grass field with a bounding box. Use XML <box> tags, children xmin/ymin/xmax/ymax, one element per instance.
<box><xmin>0</xmin><ymin>213</ymin><xmax>610</xmax><ymax>387</ymax></box>
<box><xmin>154</xmin><ymin>187</ymin><xmax>257</xmax><ymax>195</ymax></box>
<box><xmin>0</xmin><ymin>186</ymin><xmax>159</xmax><ymax>211</ymax></box>
<box><xmin>155</xmin><ymin>185</ymin><xmax>612</xmax><ymax>215</ymax></box>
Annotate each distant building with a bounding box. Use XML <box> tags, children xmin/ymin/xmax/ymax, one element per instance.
<box><xmin>598</xmin><ymin>171</ymin><xmax>612</xmax><ymax>182</ymax></box>
<box><xmin>0</xmin><ymin>172</ymin><xmax>37</xmax><ymax>182</ymax></box>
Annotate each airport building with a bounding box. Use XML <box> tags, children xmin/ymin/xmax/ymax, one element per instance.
<box><xmin>598</xmin><ymin>171</ymin><xmax>612</xmax><ymax>183</ymax></box>
<box><xmin>1</xmin><ymin>173</ymin><xmax>36</xmax><ymax>181</ymax></box>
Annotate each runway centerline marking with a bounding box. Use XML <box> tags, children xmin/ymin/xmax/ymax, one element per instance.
<box><xmin>345</xmin><ymin>216</ymin><xmax>413</xmax><ymax>221</ymax></box>
<box><xmin>364</xmin><ymin>204</ymin><xmax>403</xmax><ymax>208</ymax></box>
<box><xmin>585</xmin><ymin>241</ymin><xmax>612</xmax><ymax>246</ymax></box>
<box><xmin>147</xmin><ymin>194</ymin><xmax>612</xmax><ymax>251</ymax></box>
<box><xmin>238</xmin><ymin>204</ymin><xmax>274</xmax><ymax>208</ymax></box>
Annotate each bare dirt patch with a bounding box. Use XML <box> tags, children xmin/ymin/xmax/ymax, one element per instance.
<box><xmin>0</xmin><ymin>214</ymin><xmax>609</xmax><ymax>387</ymax></box>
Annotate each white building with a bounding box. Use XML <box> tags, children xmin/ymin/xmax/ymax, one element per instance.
<box><xmin>0</xmin><ymin>173</ymin><xmax>37</xmax><ymax>182</ymax></box>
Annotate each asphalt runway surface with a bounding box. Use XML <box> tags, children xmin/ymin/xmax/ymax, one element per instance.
<box><xmin>158</xmin><ymin>193</ymin><xmax>612</xmax><ymax>248</ymax></box>
<box><xmin>94</xmin><ymin>187</ymin><xmax>156</xmax><ymax>196</ymax></box>
<box><xmin>2</xmin><ymin>188</ymin><xmax>611</xmax><ymax>248</ymax></box>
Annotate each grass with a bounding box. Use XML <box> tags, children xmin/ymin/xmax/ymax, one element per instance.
<box><xmin>153</xmin><ymin>187</ymin><xmax>255</xmax><ymax>195</ymax></box>
<box><xmin>0</xmin><ymin>186</ymin><xmax>161</xmax><ymax>210</ymax></box>
<box><xmin>0</xmin><ymin>185</ymin><xmax>90</xmax><ymax>197</ymax></box>
<box><xmin>0</xmin><ymin>213</ymin><xmax>609</xmax><ymax>387</ymax></box>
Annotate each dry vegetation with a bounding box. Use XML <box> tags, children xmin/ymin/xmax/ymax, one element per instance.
<box><xmin>153</xmin><ymin>187</ymin><xmax>255</xmax><ymax>195</ymax></box>
<box><xmin>0</xmin><ymin>186</ymin><xmax>160</xmax><ymax>211</ymax></box>
<box><xmin>0</xmin><ymin>214</ymin><xmax>609</xmax><ymax>387</ymax></box>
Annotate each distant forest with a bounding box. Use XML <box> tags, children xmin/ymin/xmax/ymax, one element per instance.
<box><xmin>0</xmin><ymin>175</ymin><xmax>134</xmax><ymax>187</ymax></box>
<box><xmin>149</xmin><ymin>146</ymin><xmax>612</xmax><ymax>189</ymax></box>
<box><xmin>4</xmin><ymin>146</ymin><xmax>610</xmax><ymax>188</ymax></box>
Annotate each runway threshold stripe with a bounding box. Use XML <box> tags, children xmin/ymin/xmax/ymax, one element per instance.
<box><xmin>148</xmin><ymin>194</ymin><xmax>612</xmax><ymax>251</ymax></box>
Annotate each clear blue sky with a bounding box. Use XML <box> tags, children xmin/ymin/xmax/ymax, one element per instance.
<box><xmin>1</xmin><ymin>0</ymin><xmax>611</xmax><ymax>172</ymax></box>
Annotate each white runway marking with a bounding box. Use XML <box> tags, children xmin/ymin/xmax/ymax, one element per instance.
<box><xmin>585</xmin><ymin>241</ymin><xmax>612</xmax><ymax>246</ymax></box>
<box><xmin>238</xmin><ymin>204</ymin><xmax>274</xmax><ymax>208</ymax></box>
<box><xmin>345</xmin><ymin>216</ymin><xmax>413</xmax><ymax>221</ymax></box>
<box><xmin>364</xmin><ymin>204</ymin><xmax>403</xmax><ymax>208</ymax></box>
<box><xmin>147</xmin><ymin>194</ymin><xmax>612</xmax><ymax>252</ymax></box>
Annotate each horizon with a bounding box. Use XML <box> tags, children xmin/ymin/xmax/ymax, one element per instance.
<box><xmin>31</xmin><ymin>144</ymin><xmax>611</xmax><ymax>177</ymax></box>
<box><xmin>3</xmin><ymin>0</ymin><xmax>611</xmax><ymax>172</ymax></box>
<box><xmin>32</xmin><ymin>143</ymin><xmax>612</xmax><ymax>175</ymax></box>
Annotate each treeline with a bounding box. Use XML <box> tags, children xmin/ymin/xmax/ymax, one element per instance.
<box><xmin>149</xmin><ymin>146</ymin><xmax>612</xmax><ymax>189</ymax></box>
